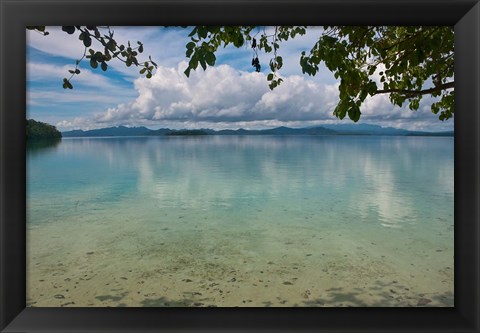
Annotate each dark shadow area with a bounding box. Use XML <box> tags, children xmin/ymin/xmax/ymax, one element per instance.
<box><xmin>95</xmin><ymin>291</ymin><xmax>129</xmax><ymax>303</ymax></box>
<box><xmin>302</xmin><ymin>280</ymin><xmax>454</xmax><ymax>307</ymax></box>
<box><xmin>95</xmin><ymin>295</ymin><xmax>125</xmax><ymax>302</ymax></box>
<box><xmin>141</xmin><ymin>296</ymin><xmax>215</xmax><ymax>307</ymax></box>
<box><xmin>27</xmin><ymin>138</ymin><xmax>61</xmax><ymax>156</ymax></box>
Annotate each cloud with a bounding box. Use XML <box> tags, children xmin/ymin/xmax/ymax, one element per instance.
<box><xmin>358</xmin><ymin>93</ymin><xmax>453</xmax><ymax>131</ymax></box>
<box><xmin>27</xmin><ymin>62</ymin><xmax>137</xmax><ymax>110</ymax></box>
<box><xmin>89</xmin><ymin>62</ymin><xmax>339</xmax><ymax>126</ymax></box>
<box><xmin>27</xmin><ymin>26</ymin><xmax>333</xmax><ymax>81</ymax></box>
<box><xmin>27</xmin><ymin>27</ymin><xmax>86</xmax><ymax>60</ymax></box>
<box><xmin>55</xmin><ymin>61</ymin><xmax>453</xmax><ymax>132</ymax></box>
<box><xmin>28</xmin><ymin>27</ymin><xmax>452</xmax><ymax>132</ymax></box>
<box><xmin>28</xmin><ymin>90</ymin><xmax>132</xmax><ymax>108</ymax></box>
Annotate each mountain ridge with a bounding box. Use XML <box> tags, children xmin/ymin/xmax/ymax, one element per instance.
<box><xmin>62</xmin><ymin>124</ymin><xmax>454</xmax><ymax>137</ymax></box>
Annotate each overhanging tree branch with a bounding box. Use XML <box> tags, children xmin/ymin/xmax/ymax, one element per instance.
<box><xmin>375</xmin><ymin>81</ymin><xmax>454</xmax><ymax>96</ymax></box>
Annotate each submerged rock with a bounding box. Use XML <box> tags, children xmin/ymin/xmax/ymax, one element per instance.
<box><xmin>417</xmin><ymin>298</ymin><xmax>432</xmax><ymax>306</ymax></box>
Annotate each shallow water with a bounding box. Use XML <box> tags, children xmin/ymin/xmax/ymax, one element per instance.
<box><xmin>27</xmin><ymin>135</ymin><xmax>454</xmax><ymax>307</ymax></box>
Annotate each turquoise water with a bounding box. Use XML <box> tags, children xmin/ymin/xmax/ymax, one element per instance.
<box><xmin>27</xmin><ymin>136</ymin><xmax>454</xmax><ymax>307</ymax></box>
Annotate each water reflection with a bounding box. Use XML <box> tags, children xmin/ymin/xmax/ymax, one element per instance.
<box><xmin>29</xmin><ymin>136</ymin><xmax>454</xmax><ymax>229</ymax></box>
<box><xmin>27</xmin><ymin>138</ymin><xmax>61</xmax><ymax>156</ymax></box>
<box><xmin>27</xmin><ymin>135</ymin><xmax>454</xmax><ymax>307</ymax></box>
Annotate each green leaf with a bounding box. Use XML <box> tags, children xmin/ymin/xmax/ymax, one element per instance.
<box><xmin>348</xmin><ymin>105</ymin><xmax>361</xmax><ymax>122</ymax></box>
<box><xmin>409</xmin><ymin>99</ymin><xmax>420</xmax><ymax>110</ymax></box>
<box><xmin>323</xmin><ymin>35</ymin><xmax>338</xmax><ymax>46</ymax></box>
<box><xmin>186</xmin><ymin>42</ymin><xmax>196</xmax><ymax>49</ymax></box>
<box><xmin>94</xmin><ymin>51</ymin><xmax>103</xmax><ymax>61</ymax></box>
<box><xmin>276</xmin><ymin>56</ymin><xmax>283</xmax><ymax>66</ymax></box>
<box><xmin>334</xmin><ymin>100</ymin><xmax>348</xmax><ymax>120</ymax></box>
<box><xmin>90</xmin><ymin>59</ymin><xmax>98</xmax><ymax>69</ymax></box>
<box><xmin>190</xmin><ymin>56</ymin><xmax>199</xmax><ymax>70</ymax></box>
<box><xmin>62</xmin><ymin>26</ymin><xmax>75</xmax><ymax>34</ymax></box>
<box><xmin>101</xmin><ymin>62</ymin><xmax>108</xmax><ymax>71</ymax></box>
<box><xmin>269</xmin><ymin>60</ymin><xmax>275</xmax><ymax>72</ymax></box>
<box><xmin>233</xmin><ymin>34</ymin><xmax>244</xmax><ymax>47</ymax></box>
<box><xmin>200</xmin><ymin>58</ymin><xmax>207</xmax><ymax>70</ymax></box>
<box><xmin>82</xmin><ymin>34</ymin><xmax>92</xmax><ymax>47</ymax></box>
<box><xmin>106</xmin><ymin>39</ymin><xmax>117</xmax><ymax>52</ymax></box>
<box><xmin>198</xmin><ymin>27</ymin><xmax>207</xmax><ymax>39</ymax></box>
<box><xmin>188</xmin><ymin>27</ymin><xmax>198</xmax><ymax>37</ymax></box>
<box><xmin>205</xmin><ymin>52</ymin><xmax>216</xmax><ymax>66</ymax></box>
<box><xmin>184</xmin><ymin>66</ymin><xmax>191</xmax><ymax>77</ymax></box>
<box><xmin>62</xmin><ymin>79</ymin><xmax>73</xmax><ymax>89</ymax></box>
<box><xmin>146</xmin><ymin>72</ymin><xmax>152</xmax><ymax>79</ymax></box>
<box><xmin>267</xmin><ymin>73</ymin><xmax>274</xmax><ymax>81</ymax></box>
<box><xmin>366</xmin><ymin>81</ymin><xmax>377</xmax><ymax>95</ymax></box>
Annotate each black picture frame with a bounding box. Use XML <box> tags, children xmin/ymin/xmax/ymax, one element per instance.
<box><xmin>1</xmin><ymin>0</ymin><xmax>479</xmax><ymax>332</ymax></box>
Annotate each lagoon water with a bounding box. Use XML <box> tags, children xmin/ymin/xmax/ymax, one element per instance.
<box><xmin>27</xmin><ymin>136</ymin><xmax>454</xmax><ymax>307</ymax></box>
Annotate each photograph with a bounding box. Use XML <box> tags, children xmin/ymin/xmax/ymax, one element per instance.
<box><xmin>26</xmin><ymin>26</ymin><xmax>454</xmax><ymax>308</ymax></box>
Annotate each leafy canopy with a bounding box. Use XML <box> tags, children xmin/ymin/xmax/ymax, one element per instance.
<box><xmin>29</xmin><ymin>26</ymin><xmax>454</xmax><ymax>122</ymax></box>
<box><xmin>182</xmin><ymin>26</ymin><xmax>454</xmax><ymax>122</ymax></box>
<box><xmin>26</xmin><ymin>119</ymin><xmax>62</xmax><ymax>140</ymax></box>
<box><xmin>27</xmin><ymin>26</ymin><xmax>158</xmax><ymax>89</ymax></box>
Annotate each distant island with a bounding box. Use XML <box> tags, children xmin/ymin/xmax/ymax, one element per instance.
<box><xmin>27</xmin><ymin>119</ymin><xmax>62</xmax><ymax>140</ymax></box>
<box><xmin>165</xmin><ymin>129</ymin><xmax>209</xmax><ymax>136</ymax></box>
<box><xmin>62</xmin><ymin>124</ymin><xmax>454</xmax><ymax>138</ymax></box>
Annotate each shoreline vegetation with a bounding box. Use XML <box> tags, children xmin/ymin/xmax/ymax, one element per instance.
<box><xmin>27</xmin><ymin>119</ymin><xmax>62</xmax><ymax>140</ymax></box>
<box><xmin>61</xmin><ymin>124</ymin><xmax>454</xmax><ymax>138</ymax></box>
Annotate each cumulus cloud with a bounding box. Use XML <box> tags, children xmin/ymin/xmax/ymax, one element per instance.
<box><xmin>54</xmin><ymin>61</ymin><xmax>453</xmax><ymax>132</ymax></box>
<box><xmin>89</xmin><ymin>62</ymin><xmax>339</xmax><ymax>126</ymax></box>
<box><xmin>28</xmin><ymin>27</ymin><xmax>453</xmax><ymax>132</ymax></box>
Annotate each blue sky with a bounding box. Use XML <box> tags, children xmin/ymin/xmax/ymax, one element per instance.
<box><xmin>27</xmin><ymin>27</ymin><xmax>454</xmax><ymax>132</ymax></box>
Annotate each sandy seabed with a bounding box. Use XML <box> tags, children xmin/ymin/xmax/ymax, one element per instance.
<box><xmin>27</xmin><ymin>205</ymin><xmax>454</xmax><ymax>307</ymax></box>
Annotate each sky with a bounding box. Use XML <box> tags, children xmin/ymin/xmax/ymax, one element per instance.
<box><xmin>27</xmin><ymin>26</ymin><xmax>454</xmax><ymax>132</ymax></box>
